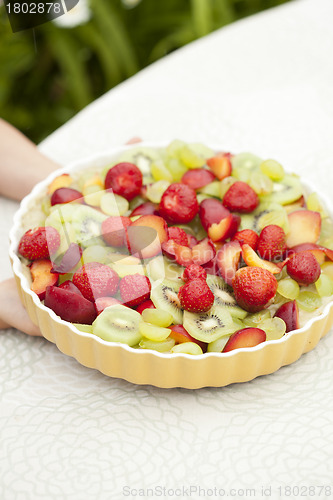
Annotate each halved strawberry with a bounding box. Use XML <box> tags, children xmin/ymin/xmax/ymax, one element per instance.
<box><xmin>232</xmin><ymin>266</ymin><xmax>278</xmax><ymax>312</ymax></box>
<box><xmin>222</xmin><ymin>181</ymin><xmax>259</xmax><ymax>213</ymax></box>
<box><xmin>181</xmin><ymin>168</ymin><xmax>215</xmax><ymax>190</ymax></box>
<box><xmin>182</xmin><ymin>264</ymin><xmax>207</xmax><ymax>283</ymax></box>
<box><xmin>159</xmin><ymin>183</ymin><xmax>199</xmax><ymax>224</ymax></box>
<box><xmin>72</xmin><ymin>262</ymin><xmax>119</xmax><ymax>302</ymax></box>
<box><xmin>168</xmin><ymin>227</ymin><xmax>190</xmax><ymax>246</ymax></box>
<box><xmin>178</xmin><ymin>278</ymin><xmax>214</xmax><ymax>313</ymax></box>
<box><xmin>104</xmin><ymin>162</ymin><xmax>143</xmax><ymax>201</ymax></box>
<box><xmin>286</xmin><ymin>251</ymin><xmax>321</xmax><ymax>285</ymax></box>
<box><xmin>119</xmin><ymin>274</ymin><xmax>151</xmax><ymax>307</ymax></box>
<box><xmin>18</xmin><ymin>226</ymin><xmax>61</xmax><ymax>261</ymax></box>
<box><xmin>232</xmin><ymin>229</ymin><xmax>259</xmax><ymax>250</ymax></box>
<box><xmin>257</xmin><ymin>225</ymin><xmax>287</xmax><ymax>261</ymax></box>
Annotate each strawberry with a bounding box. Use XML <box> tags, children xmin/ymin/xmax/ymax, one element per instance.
<box><xmin>104</xmin><ymin>162</ymin><xmax>143</xmax><ymax>201</ymax></box>
<box><xmin>73</xmin><ymin>262</ymin><xmax>119</xmax><ymax>302</ymax></box>
<box><xmin>182</xmin><ymin>263</ymin><xmax>207</xmax><ymax>283</ymax></box>
<box><xmin>178</xmin><ymin>278</ymin><xmax>214</xmax><ymax>313</ymax></box>
<box><xmin>181</xmin><ymin>168</ymin><xmax>215</xmax><ymax>190</ymax></box>
<box><xmin>159</xmin><ymin>183</ymin><xmax>199</xmax><ymax>224</ymax></box>
<box><xmin>286</xmin><ymin>251</ymin><xmax>321</xmax><ymax>285</ymax></box>
<box><xmin>18</xmin><ymin>226</ymin><xmax>61</xmax><ymax>260</ymax></box>
<box><xmin>101</xmin><ymin>216</ymin><xmax>132</xmax><ymax>247</ymax></box>
<box><xmin>223</xmin><ymin>327</ymin><xmax>266</xmax><ymax>352</ymax></box>
<box><xmin>168</xmin><ymin>227</ymin><xmax>190</xmax><ymax>246</ymax></box>
<box><xmin>232</xmin><ymin>266</ymin><xmax>278</xmax><ymax>312</ymax></box>
<box><xmin>232</xmin><ymin>229</ymin><xmax>259</xmax><ymax>251</ymax></box>
<box><xmin>222</xmin><ymin>181</ymin><xmax>259</xmax><ymax>213</ymax></box>
<box><xmin>257</xmin><ymin>225</ymin><xmax>287</xmax><ymax>261</ymax></box>
<box><xmin>119</xmin><ymin>274</ymin><xmax>152</xmax><ymax>307</ymax></box>
<box><xmin>136</xmin><ymin>299</ymin><xmax>156</xmax><ymax>314</ymax></box>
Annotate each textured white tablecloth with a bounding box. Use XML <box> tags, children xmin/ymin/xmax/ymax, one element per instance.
<box><xmin>1</xmin><ymin>0</ymin><xmax>333</xmax><ymax>498</ymax></box>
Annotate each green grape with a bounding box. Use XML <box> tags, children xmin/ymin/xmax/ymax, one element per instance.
<box><xmin>249</xmin><ymin>172</ymin><xmax>273</xmax><ymax>195</ymax></box>
<box><xmin>321</xmin><ymin>262</ymin><xmax>333</xmax><ymax>280</ymax></box>
<box><xmin>207</xmin><ymin>335</ymin><xmax>230</xmax><ymax>353</ymax></box>
<box><xmin>232</xmin><ymin>166</ymin><xmax>250</xmax><ymax>182</ymax></box>
<box><xmin>82</xmin><ymin>245</ymin><xmax>110</xmax><ymax>264</ymax></box>
<box><xmin>297</xmin><ymin>291</ymin><xmax>322</xmax><ymax>312</ymax></box>
<box><xmin>220</xmin><ymin>176</ymin><xmax>237</xmax><ymax>198</ymax></box>
<box><xmin>146</xmin><ymin>180</ymin><xmax>170</xmax><ymax>203</ymax></box>
<box><xmin>142</xmin><ymin>309</ymin><xmax>173</xmax><ymax>328</ymax></box>
<box><xmin>260</xmin><ymin>159</ymin><xmax>285</xmax><ymax>181</ymax></box>
<box><xmin>100</xmin><ymin>192</ymin><xmax>129</xmax><ymax>216</ymax></box>
<box><xmin>171</xmin><ymin>342</ymin><xmax>203</xmax><ymax>355</ymax></box>
<box><xmin>315</xmin><ymin>274</ymin><xmax>333</xmax><ymax>297</ymax></box>
<box><xmin>139</xmin><ymin>337</ymin><xmax>175</xmax><ymax>353</ymax></box>
<box><xmin>258</xmin><ymin>209</ymin><xmax>289</xmax><ymax>233</ymax></box>
<box><xmin>277</xmin><ymin>278</ymin><xmax>300</xmax><ymax>300</ymax></box>
<box><xmin>165</xmin><ymin>158</ymin><xmax>188</xmax><ymax>181</ymax></box>
<box><xmin>139</xmin><ymin>321</ymin><xmax>171</xmax><ymax>341</ymax></box>
<box><xmin>261</xmin><ymin>317</ymin><xmax>286</xmax><ymax>341</ymax></box>
<box><xmin>306</xmin><ymin>192</ymin><xmax>328</xmax><ymax>218</ymax></box>
<box><xmin>180</xmin><ymin>144</ymin><xmax>209</xmax><ymax>168</ymax></box>
<box><xmin>83</xmin><ymin>184</ymin><xmax>104</xmax><ymax>207</ymax></box>
<box><xmin>151</xmin><ymin>160</ymin><xmax>173</xmax><ymax>182</ymax></box>
<box><xmin>231</xmin><ymin>152</ymin><xmax>263</xmax><ymax>170</ymax></box>
<box><xmin>198</xmin><ymin>181</ymin><xmax>221</xmax><ymax>198</ymax></box>
<box><xmin>243</xmin><ymin>310</ymin><xmax>271</xmax><ymax>327</ymax></box>
<box><xmin>273</xmin><ymin>293</ymin><xmax>288</xmax><ymax>306</ymax></box>
<box><xmin>166</xmin><ymin>139</ymin><xmax>187</xmax><ymax>159</ymax></box>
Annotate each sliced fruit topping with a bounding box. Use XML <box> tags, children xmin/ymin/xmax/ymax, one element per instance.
<box><xmin>261</xmin><ymin>174</ymin><xmax>303</xmax><ymax>205</ymax></box>
<box><xmin>100</xmin><ymin>192</ymin><xmax>129</xmax><ymax>216</ymax></box>
<box><xmin>182</xmin><ymin>263</ymin><xmax>207</xmax><ymax>283</ymax></box>
<box><xmin>119</xmin><ymin>274</ymin><xmax>151</xmax><ymax>308</ymax></box>
<box><xmin>50</xmin><ymin>188</ymin><xmax>83</xmax><ymax>206</ymax></box>
<box><xmin>260</xmin><ymin>317</ymin><xmax>286</xmax><ymax>341</ymax></box>
<box><xmin>274</xmin><ymin>300</ymin><xmax>300</xmax><ymax>332</ymax></box>
<box><xmin>191</xmin><ymin>238</ymin><xmax>216</xmax><ymax>266</ymax></box>
<box><xmin>167</xmin><ymin>227</ymin><xmax>189</xmax><ymax>246</ymax></box>
<box><xmin>259</xmin><ymin>159</ymin><xmax>285</xmax><ymax>181</ymax></box>
<box><xmin>146</xmin><ymin>255</ymin><xmax>183</xmax><ymax>283</ymax></box>
<box><xmin>95</xmin><ymin>297</ymin><xmax>122</xmax><ymax>315</ymax></box>
<box><xmin>207</xmin><ymin>214</ymin><xmax>240</xmax><ymax>242</ymax></box>
<box><xmin>72</xmin><ymin>262</ymin><xmax>119</xmax><ymax>302</ymax></box>
<box><xmin>104</xmin><ymin>162</ymin><xmax>143</xmax><ymax>201</ymax></box>
<box><xmin>233</xmin><ymin>266</ymin><xmax>278</xmax><ymax>313</ymax></box>
<box><xmin>216</xmin><ymin>240</ymin><xmax>242</xmax><ymax>286</ymax></box>
<box><xmin>232</xmin><ymin>229</ymin><xmax>259</xmax><ymax>250</ymax></box>
<box><xmin>181</xmin><ymin>168</ymin><xmax>215</xmax><ymax>190</ymax></box>
<box><xmin>277</xmin><ymin>278</ymin><xmax>300</xmax><ymax>300</ymax></box>
<box><xmin>101</xmin><ymin>216</ymin><xmax>132</xmax><ymax>247</ymax></box>
<box><xmin>296</xmin><ymin>291</ymin><xmax>321</xmax><ymax>312</ymax></box>
<box><xmin>257</xmin><ymin>224</ymin><xmax>287</xmax><ymax>261</ymax></box>
<box><xmin>315</xmin><ymin>274</ymin><xmax>333</xmax><ymax>297</ymax></box>
<box><xmin>130</xmin><ymin>202</ymin><xmax>159</xmax><ymax>217</ymax></box>
<box><xmin>178</xmin><ymin>278</ymin><xmax>214</xmax><ymax>313</ymax></box>
<box><xmin>286</xmin><ymin>251</ymin><xmax>321</xmax><ymax>285</ymax></box>
<box><xmin>92</xmin><ymin>304</ymin><xmax>142</xmax><ymax>345</ymax></box>
<box><xmin>141</xmin><ymin>308</ymin><xmax>173</xmax><ymax>327</ymax></box>
<box><xmin>222</xmin><ymin>181</ymin><xmax>259</xmax><ymax>213</ymax></box>
<box><xmin>136</xmin><ymin>299</ymin><xmax>156</xmax><ymax>314</ymax></box>
<box><xmin>242</xmin><ymin>244</ymin><xmax>281</xmax><ymax>274</ymax></box>
<box><xmin>206</xmin><ymin>153</ymin><xmax>232</xmax><ymax>180</ymax></box>
<box><xmin>285</xmin><ymin>210</ymin><xmax>321</xmax><ymax>248</ymax></box>
<box><xmin>199</xmin><ymin>198</ymin><xmax>230</xmax><ymax>232</ymax></box>
<box><xmin>18</xmin><ymin>226</ymin><xmax>61</xmax><ymax>261</ymax></box>
<box><xmin>47</xmin><ymin>174</ymin><xmax>73</xmax><ymax>195</ymax></box>
<box><xmin>51</xmin><ymin>243</ymin><xmax>82</xmax><ymax>274</ymax></box>
<box><xmin>169</xmin><ymin>324</ymin><xmax>206</xmax><ymax>351</ymax></box>
<box><xmin>171</xmin><ymin>342</ymin><xmax>203</xmax><ymax>355</ymax></box>
<box><xmin>206</xmin><ymin>274</ymin><xmax>248</xmax><ymax>319</ymax></box>
<box><xmin>30</xmin><ymin>259</ymin><xmax>59</xmax><ymax>300</ymax></box>
<box><xmin>45</xmin><ymin>286</ymin><xmax>97</xmax><ymax>324</ymax></box>
<box><xmin>290</xmin><ymin>243</ymin><xmax>326</xmax><ymax>265</ymax></box>
<box><xmin>284</xmin><ymin>195</ymin><xmax>306</xmax><ymax>214</ymax></box>
<box><xmin>222</xmin><ymin>327</ymin><xmax>266</xmax><ymax>352</ymax></box>
<box><xmin>159</xmin><ymin>183</ymin><xmax>199</xmax><ymax>224</ymax></box>
<box><xmin>139</xmin><ymin>337</ymin><xmax>175</xmax><ymax>353</ymax></box>
<box><xmin>183</xmin><ymin>306</ymin><xmax>234</xmax><ymax>343</ymax></box>
<box><xmin>127</xmin><ymin>214</ymin><xmax>168</xmax><ymax>259</ymax></box>
<box><xmin>58</xmin><ymin>280</ymin><xmax>83</xmax><ymax>296</ymax></box>
<box><xmin>139</xmin><ymin>321</ymin><xmax>171</xmax><ymax>342</ymax></box>
<box><xmin>150</xmin><ymin>279</ymin><xmax>183</xmax><ymax>324</ymax></box>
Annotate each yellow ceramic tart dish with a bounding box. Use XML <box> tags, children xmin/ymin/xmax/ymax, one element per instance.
<box><xmin>9</xmin><ymin>142</ymin><xmax>333</xmax><ymax>388</ymax></box>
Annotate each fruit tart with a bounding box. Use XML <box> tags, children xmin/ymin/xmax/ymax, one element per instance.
<box><xmin>9</xmin><ymin>141</ymin><xmax>333</xmax><ymax>388</ymax></box>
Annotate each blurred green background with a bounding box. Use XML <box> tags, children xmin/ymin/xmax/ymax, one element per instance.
<box><xmin>0</xmin><ymin>0</ymin><xmax>292</xmax><ymax>143</ymax></box>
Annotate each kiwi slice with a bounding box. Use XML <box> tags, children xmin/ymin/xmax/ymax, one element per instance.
<box><xmin>240</xmin><ymin>202</ymin><xmax>288</xmax><ymax>233</ymax></box>
<box><xmin>261</xmin><ymin>174</ymin><xmax>303</xmax><ymax>206</ymax></box>
<box><xmin>92</xmin><ymin>305</ymin><xmax>142</xmax><ymax>346</ymax></box>
<box><xmin>206</xmin><ymin>275</ymin><xmax>248</xmax><ymax>319</ymax></box>
<box><xmin>116</xmin><ymin>146</ymin><xmax>162</xmax><ymax>182</ymax></box>
<box><xmin>183</xmin><ymin>306</ymin><xmax>234</xmax><ymax>343</ymax></box>
<box><xmin>150</xmin><ymin>279</ymin><xmax>183</xmax><ymax>324</ymax></box>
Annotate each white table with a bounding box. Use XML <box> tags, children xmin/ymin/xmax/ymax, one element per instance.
<box><xmin>1</xmin><ymin>0</ymin><xmax>333</xmax><ymax>498</ymax></box>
